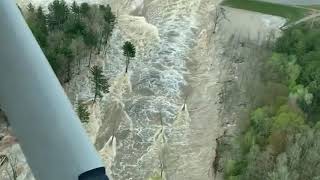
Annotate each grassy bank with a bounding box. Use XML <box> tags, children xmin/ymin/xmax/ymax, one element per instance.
<box><xmin>301</xmin><ymin>5</ymin><xmax>320</xmax><ymax>10</ymax></box>
<box><xmin>222</xmin><ymin>0</ymin><xmax>309</xmax><ymax>22</ymax></box>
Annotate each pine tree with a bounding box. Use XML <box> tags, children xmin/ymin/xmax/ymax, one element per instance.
<box><xmin>71</xmin><ymin>1</ymin><xmax>80</xmax><ymax>15</ymax></box>
<box><xmin>27</xmin><ymin>3</ymin><xmax>35</xmax><ymax>13</ymax></box>
<box><xmin>104</xmin><ymin>5</ymin><xmax>116</xmax><ymax>44</ymax></box>
<box><xmin>47</xmin><ymin>0</ymin><xmax>70</xmax><ymax>30</ymax></box>
<box><xmin>122</xmin><ymin>41</ymin><xmax>136</xmax><ymax>73</ymax></box>
<box><xmin>35</xmin><ymin>6</ymin><xmax>48</xmax><ymax>47</ymax></box>
<box><xmin>84</xmin><ymin>29</ymin><xmax>98</xmax><ymax>67</ymax></box>
<box><xmin>103</xmin><ymin>4</ymin><xmax>116</xmax><ymax>27</ymax></box>
<box><xmin>98</xmin><ymin>4</ymin><xmax>116</xmax><ymax>53</ymax></box>
<box><xmin>90</xmin><ymin>65</ymin><xmax>110</xmax><ymax>102</ymax></box>
<box><xmin>70</xmin><ymin>37</ymin><xmax>86</xmax><ymax>74</ymax></box>
<box><xmin>62</xmin><ymin>47</ymin><xmax>74</xmax><ymax>83</ymax></box>
<box><xmin>80</xmin><ymin>2</ymin><xmax>90</xmax><ymax>17</ymax></box>
<box><xmin>26</xmin><ymin>4</ymin><xmax>48</xmax><ymax>49</ymax></box>
<box><xmin>77</xmin><ymin>102</ymin><xmax>90</xmax><ymax>123</ymax></box>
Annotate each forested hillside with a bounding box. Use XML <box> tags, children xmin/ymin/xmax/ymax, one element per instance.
<box><xmin>25</xmin><ymin>0</ymin><xmax>116</xmax><ymax>83</ymax></box>
<box><xmin>225</xmin><ymin>22</ymin><xmax>320</xmax><ymax>180</ymax></box>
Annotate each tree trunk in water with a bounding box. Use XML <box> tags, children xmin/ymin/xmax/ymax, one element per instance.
<box><xmin>97</xmin><ymin>34</ymin><xmax>104</xmax><ymax>54</ymax></box>
<box><xmin>104</xmin><ymin>34</ymin><xmax>110</xmax><ymax>56</ymax></box>
<box><xmin>93</xmin><ymin>91</ymin><xmax>97</xmax><ymax>103</ymax></box>
<box><xmin>67</xmin><ymin>62</ymin><xmax>71</xmax><ymax>82</ymax></box>
<box><xmin>88</xmin><ymin>49</ymin><xmax>92</xmax><ymax>67</ymax></box>
<box><xmin>125</xmin><ymin>57</ymin><xmax>129</xmax><ymax>73</ymax></box>
<box><xmin>111</xmin><ymin>127</ymin><xmax>115</xmax><ymax>143</ymax></box>
<box><xmin>213</xmin><ymin>22</ymin><xmax>217</xmax><ymax>34</ymax></box>
<box><xmin>77</xmin><ymin>59</ymin><xmax>81</xmax><ymax>75</ymax></box>
<box><xmin>125</xmin><ymin>64</ymin><xmax>129</xmax><ymax>73</ymax></box>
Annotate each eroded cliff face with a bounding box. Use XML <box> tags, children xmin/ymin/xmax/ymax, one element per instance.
<box><xmin>1</xmin><ymin>1</ymin><xmax>284</xmax><ymax>179</ymax></box>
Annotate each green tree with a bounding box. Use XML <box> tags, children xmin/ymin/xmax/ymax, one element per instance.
<box><xmin>63</xmin><ymin>14</ymin><xmax>86</xmax><ymax>37</ymax></box>
<box><xmin>278</xmin><ymin>129</ymin><xmax>320</xmax><ymax>180</ymax></box>
<box><xmin>62</xmin><ymin>46</ymin><xmax>74</xmax><ymax>83</ymax></box>
<box><xmin>80</xmin><ymin>2</ymin><xmax>90</xmax><ymax>17</ymax></box>
<box><xmin>47</xmin><ymin>0</ymin><xmax>70</xmax><ymax>30</ymax></box>
<box><xmin>98</xmin><ymin>4</ymin><xmax>116</xmax><ymax>54</ymax></box>
<box><xmin>45</xmin><ymin>31</ymin><xmax>64</xmax><ymax>76</ymax></box>
<box><xmin>77</xmin><ymin>102</ymin><xmax>90</xmax><ymax>123</ymax></box>
<box><xmin>244</xmin><ymin>146</ymin><xmax>274</xmax><ymax>180</ymax></box>
<box><xmin>23</xmin><ymin>1</ymin><xmax>117</xmax><ymax>84</ymax></box>
<box><xmin>272</xmin><ymin>105</ymin><xmax>305</xmax><ymax>132</ymax></box>
<box><xmin>250</xmin><ymin>107</ymin><xmax>272</xmax><ymax>146</ymax></box>
<box><xmin>70</xmin><ymin>37</ymin><xmax>86</xmax><ymax>74</ymax></box>
<box><xmin>27</xmin><ymin>3</ymin><xmax>35</xmax><ymax>13</ymax></box>
<box><xmin>26</xmin><ymin>6</ymin><xmax>48</xmax><ymax>48</ymax></box>
<box><xmin>71</xmin><ymin>1</ymin><xmax>80</xmax><ymax>15</ymax></box>
<box><xmin>90</xmin><ymin>66</ymin><xmax>110</xmax><ymax>102</ymax></box>
<box><xmin>122</xmin><ymin>41</ymin><xmax>136</xmax><ymax>73</ymax></box>
<box><xmin>223</xmin><ymin>22</ymin><xmax>320</xmax><ymax>180</ymax></box>
<box><xmin>268</xmin><ymin>154</ymin><xmax>290</xmax><ymax>180</ymax></box>
<box><xmin>103</xmin><ymin>5</ymin><xmax>116</xmax><ymax>37</ymax></box>
<box><xmin>84</xmin><ymin>29</ymin><xmax>98</xmax><ymax>67</ymax></box>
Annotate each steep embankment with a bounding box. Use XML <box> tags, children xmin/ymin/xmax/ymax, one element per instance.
<box><xmin>0</xmin><ymin>0</ymin><xmax>285</xmax><ymax>180</ymax></box>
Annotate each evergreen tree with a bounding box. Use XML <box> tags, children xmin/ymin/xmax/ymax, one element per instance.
<box><xmin>98</xmin><ymin>4</ymin><xmax>116</xmax><ymax>53</ymax></box>
<box><xmin>62</xmin><ymin>46</ymin><xmax>74</xmax><ymax>83</ymax></box>
<box><xmin>26</xmin><ymin>5</ymin><xmax>48</xmax><ymax>48</ymax></box>
<box><xmin>77</xmin><ymin>102</ymin><xmax>90</xmax><ymax>123</ymax></box>
<box><xmin>84</xmin><ymin>29</ymin><xmax>98</xmax><ymax>66</ymax></box>
<box><xmin>35</xmin><ymin>6</ymin><xmax>48</xmax><ymax>47</ymax></box>
<box><xmin>23</xmin><ymin>1</ymin><xmax>116</xmax><ymax>84</ymax></box>
<box><xmin>45</xmin><ymin>31</ymin><xmax>64</xmax><ymax>78</ymax></box>
<box><xmin>70</xmin><ymin>37</ymin><xmax>86</xmax><ymax>74</ymax></box>
<box><xmin>27</xmin><ymin>3</ymin><xmax>35</xmax><ymax>13</ymax></box>
<box><xmin>71</xmin><ymin>1</ymin><xmax>80</xmax><ymax>16</ymax></box>
<box><xmin>90</xmin><ymin>65</ymin><xmax>109</xmax><ymax>102</ymax></box>
<box><xmin>64</xmin><ymin>14</ymin><xmax>85</xmax><ymax>37</ymax></box>
<box><xmin>122</xmin><ymin>41</ymin><xmax>136</xmax><ymax>73</ymax></box>
<box><xmin>36</xmin><ymin>6</ymin><xmax>47</xmax><ymax>30</ymax></box>
<box><xmin>47</xmin><ymin>0</ymin><xmax>70</xmax><ymax>30</ymax></box>
<box><xmin>80</xmin><ymin>2</ymin><xmax>90</xmax><ymax>17</ymax></box>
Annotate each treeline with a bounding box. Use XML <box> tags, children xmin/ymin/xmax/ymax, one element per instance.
<box><xmin>25</xmin><ymin>0</ymin><xmax>116</xmax><ymax>83</ymax></box>
<box><xmin>225</xmin><ymin>22</ymin><xmax>320</xmax><ymax>179</ymax></box>
<box><xmin>24</xmin><ymin>0</ymin><xmax>137</xmax><ymax>123</ymax></box>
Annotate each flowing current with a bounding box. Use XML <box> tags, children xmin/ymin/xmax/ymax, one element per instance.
<box><xmin>9</xmin><ymin>0</ymin><xmax>286</xmax><ymax>179</ymax></box>
<box><xmin>13</xmin><ymin>0</ymin><xmax>221</xmax><ymax>179</ymax></box>
<box><xmin>93</xmin><ymin>0</ymin><xmax>218</xmax><ymax>179</ymax></box>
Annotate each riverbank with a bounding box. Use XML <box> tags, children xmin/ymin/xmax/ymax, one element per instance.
<box><xmin>196</xmin><ymin>6</ymin><xmax>285</xmax><ymax>179</ymax></box>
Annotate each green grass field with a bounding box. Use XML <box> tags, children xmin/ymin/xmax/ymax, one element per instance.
<box><xmin>301</xmin><ymin>5</ymin><xmax>320</xmax><ymax>10</ymax></box>
<box><xmin>222</xmin><ymin>0</ymin><xmax>310</xmax><ymax>22</ymax></box>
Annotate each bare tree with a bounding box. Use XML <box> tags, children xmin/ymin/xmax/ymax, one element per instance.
<box><xmin>0</xmin><ymin>154</ymin><xmax>8</xmax><ymax>167</ymax></box>
<box><xmin>2</xmin><ymin>154</ymin><xmax>18</xmax><ymax>180</ymax></box>
<box><xmin>212</xmin><ymin>6</ymin><xmax>228</xmax><ymax>34</ymax></box>
<box><xmin>70</xmin><ymin>37</ymin><xmax>86</xmax><ymax>74</ymax></box>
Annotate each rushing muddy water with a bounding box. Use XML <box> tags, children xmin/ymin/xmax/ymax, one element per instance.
<box><xmin>2</xmin><ymin>0</ymin><xmax>285</xmax><ymax>179</ymax></box>
<box><xmin>97</xmin><ymin>0</ymin><xmax>220</xmax><ymax>179</ymax></box>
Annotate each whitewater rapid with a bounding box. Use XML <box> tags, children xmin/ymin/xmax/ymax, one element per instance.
<box><xmin>9</xmin><ymin>0</ymin><xmax>284</xmax><ymax>179</ymax></box>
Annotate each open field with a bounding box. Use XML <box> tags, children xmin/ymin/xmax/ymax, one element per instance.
<box><xmin>301</xmin><ymin>5</ymin><xmax>320</xmax><ymax>10</ymax></box>
<box><xmin>222</xmin><ymin>0</ymin><xmax>310</xmax><ymax>22</ymax></box>
<box><xmin>258</xmin><ymin>0</ymin><xmax>320</xmax><ymax>5</ymax></box>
